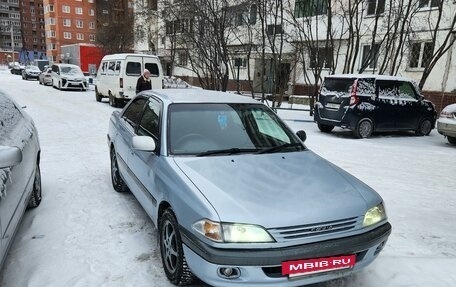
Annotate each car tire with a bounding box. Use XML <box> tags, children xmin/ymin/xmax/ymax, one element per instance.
<box><xmin>58</xmin><ymin>81</ymin><xmax>61</xmax><ymax>90</ymax></box>
<box><xmin>448</xmin><ymin>136</ymin><xmax>456</xmax><ymax>145</ymax></box>
<box><xmin>317</xmin><ymin>123</ymin><xmax>334</xmax><ymax>133</ymax></box>
<box><xmin>28</xmin><ymin>163</ymin><xmax>42</xmax><ymax>208</ymax></box>
<box><xmin>416</xmin><ymin>119</ymin><xmax>432</xmax><ymax>136</ymax></box>
<box><xmin>354</xmin><ymin>118</ymin><xmax>373</xmax><ymax>139</ymax></box>
<box><xmin>110</xmin><ymin>148</ymin><xmax>128</xmax><ymax>192</ymax></box>
<box><xmin>159</xmin><ymin>209</ymin><xmax>195</xmax><ymax>286</ymax></box>
<box><xmin>95</xmin><ymin>88</ymin><xmax>102</xmax><ymax>102</ymax></box>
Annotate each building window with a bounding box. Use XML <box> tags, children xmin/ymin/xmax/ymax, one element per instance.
<box><xmin>89</xmin><ymin>9</ymin><xmax>94</xmax><ymax>16</ymax></box>
<box><xmin>46</xmin><ymin>18</ymin><xmax>55</xmax><ymax>25</ymax></box>
<box><xmin>64</xmin><ymin>32</ymin><xmax>72</xmax><ymax>39</ymax></box>
<box><xmin>88</xmin><ymin>0</ymin><xmax>94</xmax><ymax>2</ymax></box>
<box><xmin>267</xmin><ymin>24</ymin><xmax>283</xmax><ymax>35</ymax></box>
<box><xmin>294</xmin><ymin>0</ymin><xmax>328</xmax><ymax>18</ymax></box>
<box><xmin>76</xmin><ymin>20</ymin><xmax>83</xmax><ymax>28</ymax></box>
<box><xmin>89</xmin><ymin>22</ymin><xmax>95</xmax><ymax>29</ymax></box>
<box><xmin>178</xmin><ymin>51</ymin><xmax>188</xmax><ymax>66</ymax></box>
<box><xmin>366</xmin><ymin>0</ymin><xmax>385</xmax><ymax>16</ymax></box>
<box><xmin>233</xmin><ymin>58</ymin><xmax>247</xmax><ymax>68</ymax></box>
<box><xmin>309</xmin><ymin>47</ymin><xmax>333</xmax><ymax>69</ymax></box>
<box><xmin>77</xmin><ymin>33</ymin><xmax>84</xmax><ymax>40</ymax></box>
<box><xmin>63</xmin><ymin>19</ymin><xmax>71</xmax><ymax>27</ymax></box>
<box><xmin>418</xmin><ymin>0</ymin><xmax>439</xmax><ymax>8</ymax></box>
<box><xmin>45</xmin><ymin>4</ymin><xmax>54</xmax><ymax>13</ymax></box>
<box><xmin>46</xmin><ymin>30</ymin><xmax>56</xmax><ymax>38</ymax></box>
<box><xmin>48</xmin><ymin>43</ymin><xmax>56</xmax><ymax>50</ymax></box>
<box><xmin>409</xmin><ymin>42</ymin><xmax>434</xmax><ymax>68</ymax></box>
<box><xmin>62</xmin><ymin>5</ymin><xmax>70</xmax><ymax>13</ymax></box>
<box><xmin>89</xmin><ymin>34</ymin><xmax>95</xmax><ymax>41</ymax></box>
<box><xmin>361</xmin><ymin>43</ymin><xmax>380</xmax><ymax>69</ymax></box>
<box><xmin>75</xmin><ymin>7</ymin><xmax>83</xmax><ymax>15</ymax></box>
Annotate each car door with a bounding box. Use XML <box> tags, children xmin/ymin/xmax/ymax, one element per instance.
<box><xmin>124</xmin><ymin>55</ymin><xmax>144</xmax><ymax>99</ymax></box>
<box><xmin>114</xmin><ymin>97</ymin><xmax>148</xmax><ymax>194</ymax></box>
<box><xmin>128</xmin><ymin>97</ymin><xmax>162</xmax><ymax>220</ymax></box>
<box><xmin>375</xmin><ymin>80</ymin><xmax>398</xmax><ymax>130</ymax></box>
<box><xmin>395</xmin><ymin>81</ymin><xmax>421</xmax><ymax>130</ymax></box>
<box><xmin>0</xmin><ymin>94</ymin><xmax>34</xmax><ymax>262</ymax></box>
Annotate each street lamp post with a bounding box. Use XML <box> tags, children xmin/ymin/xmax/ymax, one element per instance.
<box><xmin>10</xmin><ymin>25</ymin><xmax>15</xmax><ymax>63</ymax></box>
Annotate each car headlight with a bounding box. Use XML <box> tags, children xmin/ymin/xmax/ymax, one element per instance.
<box><xmin>363</xmin><ymin>203</ymin><xmax>386</xmax><ymax>227</ymax></box>
<box><xmin>192</xmin><ymin>219</ymin><xmax>275</xmax><ymax>243</ymax></box>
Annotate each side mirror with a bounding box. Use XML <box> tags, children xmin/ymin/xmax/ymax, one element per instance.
<box><xmin>0</xmin><ymin>146</ymin><xmax>22</xmax><ymax>169</ymax></box>
<box><xmin>296</xmin><ymin>130</ymin><xmax>307</xmax><ymax>142</ymax></box>
<box><xmin>132</xmin><ymin>136</ymin><xmax>156</xmax><ymax>152</ymax></box>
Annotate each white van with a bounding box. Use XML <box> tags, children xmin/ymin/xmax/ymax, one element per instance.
<box><xmin>95</xmin><ymin>53</ymin><xmax>163</xmax><ymax>107</ymax></box>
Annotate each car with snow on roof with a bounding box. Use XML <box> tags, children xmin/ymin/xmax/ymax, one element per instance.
<box><xmin>314</xmin><ymin>74</ymin><xmax>437</xmax><ymax>138</ymax></box>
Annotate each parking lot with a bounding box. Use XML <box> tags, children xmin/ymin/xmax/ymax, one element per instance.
<box><xmin>0</xmin><ymin>68</ymin><xmax>455</xmax><ymax>287</ymax></box>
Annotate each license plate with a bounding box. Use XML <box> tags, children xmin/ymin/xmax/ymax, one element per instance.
<box><xmin>326</xmin><ymin>103</ymin><xmax>340</xmax><ymax>109</ymax></box>
<box><xmin>282</xmin><ymin>255</ymin><xmax>356</xmax><ymax>277</ymax></box>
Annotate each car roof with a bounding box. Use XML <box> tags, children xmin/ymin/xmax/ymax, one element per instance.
<box><xmin>140</xmin><ymin>89</ymin><xmax>260</xmax><ymax>105</ymax></box>
<box><xmin>101</xmin><ymin>53</ymin><xmax>159</xmax><ymax>61</ymax></box>
<box><xmin>325</xmin><ymin>74</ymin><xmax>414</xmax><ymax>82</ymax></box>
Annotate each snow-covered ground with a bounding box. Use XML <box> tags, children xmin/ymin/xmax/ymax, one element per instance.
<box><xmin>0</xmin><ymin>67</ymin><xmax>455</xmax><ymax>287</ymax></box>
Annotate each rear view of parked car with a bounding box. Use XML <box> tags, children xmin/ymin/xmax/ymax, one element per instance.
<box><xmin>51</xmin><ymin>64</ymin><xmax>88</xmax><ymax>91</ymax></box>
<box><xmin>314</xmin><ymin>75</ymin><xmax>437</xmax><ymax>138</ymax></box>
<box><xmin>22</xmin><ymin>66</ymin><xmax>41</xmax><ymax>80</ymax></box>
<box><xmin>0</xmin><ymin>91</ymin><xmax>42</xmax><ymax>270</ymax></box>
<box><xmin>9</xmin><ymin>63</ymin><xmax>25</xmax><ymax>75</ymax></box>
<box><xmin>108</xmin><ymin>89</ymin><xmax>391</xmax><ymax>287</ymax></box>
<box><xmin>437</xmin><ymin>104</ymin><xmax>456</xmax><ymax>145</ymax></box>
<box><xmin>39</xmin><ymin>67</ymin><xmax>52</xmax><ymax>86</ymax></box>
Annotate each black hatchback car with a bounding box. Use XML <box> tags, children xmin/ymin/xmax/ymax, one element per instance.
<box><xmin>314</xmin><ymin>74</ymin><xmax>437</xmax><ymax>138</ymax></box>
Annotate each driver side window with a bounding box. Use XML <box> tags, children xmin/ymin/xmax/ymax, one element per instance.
<box><xmin>138</xmin><ymin>98</ymin><xmax>161</xmax><ymax>140</ymax></box>
<box><xmin>122</xmin><ymin>98</ymin><xmax>147</xmax><ymax>129</ymax></box>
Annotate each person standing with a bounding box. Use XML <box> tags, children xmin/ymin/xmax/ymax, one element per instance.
<box><xmin>136</xmin><ymin>69</ymin><xmax>152</xmax><ymax>94</ymax></box>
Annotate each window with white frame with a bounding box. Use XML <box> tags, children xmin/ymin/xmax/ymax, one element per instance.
<box><xmin>62</xmin><ymin>5</ymin><xmax>70</xmax><ymax>13</ymax></box>
<box><xmin>366</xmin><ymin>0</ymin><xmax>385</xmax><ymax>16</ymax></box>
<box><xmin>309</xmin><ymin>46</ymin><xmax>333</xmax><ymax>68</ymax></box>
<box><xmin>46</xmin><ymin>17</ymin><xmax>55</xmax><ymax>25</ymax></box>
<box><xmin>46</xmin><ymin>30</ymin><xmax>56</xmax><ymax>38</ymax></box>
<box><xmin>63</xmin><ymin>19</ymin><xmax>71</xmax><ymax>27</ymax></box>
<box><xmin>418</xmin><ymin>0</ymin><xmax>439</xmax><ymax>8</ymax></box>
<box><xmin>233</xmin><ymin>58</ymin><xmax>247</xmax><ymax>68</ymax></box>
<box><xmin>409</xmin><ymin>42</ymin><xmax>434</xmax><ymax>68</ymax></box>
<box><xmin>89</xmin><ymin>22</ymin><xmax>95</xmax><ymax>29</ymax></box>
<box><xmin>89</xmin><ymin>9</ymin><xmax>94</xmax><ymax>16</ymax></box>
<box><xmin>88</xmin><ymin>0</ymin><xmax>94</xmax><ymax>2</ymax></box>
<box><xmin>294</xmin><ymin>0</ymin><xmax>328</xmax><ymax>18</ymax></box>
<box><xmin>76</xmin><ymin>20</ymin><xmax>83</xmax><ymax>28</ymax></box>
<box><xmin>77</xmin><ymin>33</ymin><xmax>84</xmax><ymax>40</ymax></box>
<box><xmin>45</xmin><ymin>4</ymin><xmax>54</xmax><ymax>13</ymax></box>
<box><xmin>361</xmin><ymin>43</ymin><xmax>380</xmax><ymax>69</ymax></box>
<box><xmin>75</xmin><ymin>7</ymin><xmax>83</xmax><ymax>14</ymax></box>
<box><xmin>89</xmin><ymin>34</ymin><xmax>95</xmax><ymax>41</ymax></box>
<box><xmin>48</xmin><ymin>43</ymin><xmax>56</xmax><ymax>50</ymax></box>
<box><xmin>64</xmin><ymin>32</ymin><xmax>72</xmax><ymax>39</ymax></box>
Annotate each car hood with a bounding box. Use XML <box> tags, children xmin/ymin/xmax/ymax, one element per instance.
<box><xmin>173</xmin><ymin>151</ymin><xmax>378</xmax><ymax>228</ymax></box>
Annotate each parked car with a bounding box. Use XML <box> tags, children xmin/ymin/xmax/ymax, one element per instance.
<box><xmin>10</xmin><ymin>63</ymin><xmax>25</xmax><ymax>75</ymax></box>
<box><xmin>107</xmin><ymin>89</ymin><xmax>391</xmax><ymax>287</ymax></box>
<box><xmin>22</xmin><ymin>65</ymin><xmax>41</xmax><ymax>80</ymax></box>
<box><xmin>95</xmin><ymin>53</ymin><xmax>163</xmax><ymax>107</ymax></box>
<box><xmin>51</xmin><ymin>64</ymin><xmax>88</xmax><ymax>91</ymax></box>
<box><xmin>38</xmin><ymin>67</ymin><xmax>53</xmax><ymax>86</ymax></box>
<box><xmin>437</xmin><ymin>103</ymin><xmax>456</xmax><ymax>145</ymax></box>
<box><xmin>0</xmin><ymin>91</ymin><xmax>42</xmax><ymax>270</ymax></box>
<box><xmin>314</xmin><ymin>74</ymin><xmax>437</xmax><ymax>138</ymax></box>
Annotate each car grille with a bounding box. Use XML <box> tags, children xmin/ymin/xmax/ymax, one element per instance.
<box><xmin>268</xmin><ymin>217</ymin><xmax>361</xmax><ymax>242</ymax></box>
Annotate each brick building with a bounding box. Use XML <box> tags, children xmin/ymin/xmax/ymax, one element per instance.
<box><xmin>19</xmin><ymin>0</ymin><xmax>47</xmax><ymax>63</ymax></box>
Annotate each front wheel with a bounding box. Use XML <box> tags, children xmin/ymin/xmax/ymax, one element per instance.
<box><xmin>416</xmin><ymin>119</ymin><xmax>432</xmax><ymax>136</ymax></box>
<box><xmin>447</xmin><ymin>136</ymin><xmax>456</xmax><ymax>145</ymax></box>
<box><xmin>159</xmin><ymin>209</ymin><xmax>195</xmax><ymax>286</ymax></box>
<box><xmin>317</xmin><ymin>123</ymin><xmax>335</xmax><ymax>133</ymax></box>
<box><xmin>110</xmin><ymin>148</ymin><xmax>128</xmax><ymax>192</ymax></box>
<box><xmin>95</xmin><ymin>88</ymin><xmax>102</xmax><ymax>102</ymax></box>
<box><xmin>28</xmin><ymin>163</ymin><xmax>42</xmax><ymax>208</ymax></box>
<box><xmin>354</xmin><ymin>118</ymin><xmax>373</xmax><ymax>139</ymax></box>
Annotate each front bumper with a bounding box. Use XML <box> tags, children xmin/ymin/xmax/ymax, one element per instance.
<box><xmin>181</xmin><ymin>222</ymin><xmax>391</xmax><ymax>286</ymax></box>
<box><xmin>62</xmin><ymin>79</ymin><xmax>88</xmax><ymax>90</ymax></box>
<box><xmin>437</xmin><ymin>119</ymin><xmax>456</xmax><ymax>137</ymax></box>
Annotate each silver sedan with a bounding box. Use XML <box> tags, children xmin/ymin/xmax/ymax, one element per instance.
<box><xmin>0</xmin><ymin>91</ymin><xmax>42</xmax><ymax>269</ymax></box>
<box><xmin>437</xmin><ymin>104</ymin><xmax>456</xmax><ymax>145</ymax></box>
<box><xmin>107</xmin><ymin>89</ymin><xmax>391</xmax><ymax>287</ymax></box>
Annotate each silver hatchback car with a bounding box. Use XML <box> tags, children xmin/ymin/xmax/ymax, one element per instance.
<box><xmin>0</xmin><ymin>91</ymin><xmax>42</xmax><ymax>270</ymax></box>
<box><xmin>107</xmin><ymin>89</ymin><xmax>391</xmax><ymax>286</ymax></box>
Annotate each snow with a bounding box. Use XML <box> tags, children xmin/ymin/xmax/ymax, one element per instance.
<box><xmin>0</xmin><ymin>67</ymin><xmax>456</xmax><ymax>287</ymax></box>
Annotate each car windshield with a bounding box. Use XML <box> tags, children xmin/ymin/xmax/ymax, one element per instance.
<box><xmin>61</xmin><ymin>66</ymin><xmax>83</xmax><ymax>76</ymax></box>
<box><xmin>168</xmin><ymin>103</ymin><xmax>304</xmax><ymax>156</ymax></box>
<box><xmin>28</xmin><ymin>66</ymin><xmax>40</xmax><ymax>71</ymax></box>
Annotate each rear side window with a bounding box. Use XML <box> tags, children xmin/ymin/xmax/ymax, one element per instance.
<box><xmin>126</xmin><ymin>61</ymin><xmax>141</xmax><ymax>76</ymax></box>
<box><xmin>145</xmin><ymin>63</ymin><xmax>159</xmax><ymax>77</ymax></box>
<box><xmin>0</xmin><ymin>93</ymin><xmax>24</xmax><ymax>146</ymax></box>
<box><xmin>321</xmin><ymin>78</ymin><xmax>355</xmax><ymax>95</ymax></box>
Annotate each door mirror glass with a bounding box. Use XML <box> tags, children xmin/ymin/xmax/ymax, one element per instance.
<box><xmin>296</xmin><ymin>130</ymin><xmax>307</xmax><ymax>142</ymax></box>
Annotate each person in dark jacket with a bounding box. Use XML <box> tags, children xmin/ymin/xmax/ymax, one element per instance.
<box><xmin>136</xmin><ymin>69</ymin><xmax>152</xmax><ymax>94</ymax></box>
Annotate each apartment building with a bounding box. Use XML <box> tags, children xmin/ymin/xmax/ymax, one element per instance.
<box><xmin>138</xmin><ymin>0</ymin><xmax>456</xmax><ymax>94</ymax></box>
<box><xmin>0</xmin><ymin>0</ymin><xmax>22</xmax><ymax>56</ymax></box>
<box><xmin>43</xmin><ymin>0</ymin><xmax>96</xmax><ymax>62</ymax></box>
<box><xmin>19</xmin><ymin>0</ymin><xmax>46</xmax><ymax>63</ymax></box>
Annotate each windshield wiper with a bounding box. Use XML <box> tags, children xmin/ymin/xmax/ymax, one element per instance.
<box><xmin>196</xmin><ymin>148</ymin><xmax>260</xmax><ymax>157</ymax></box>
<box><xmin>256</xmin><ymin>143</ymin><xmax>304</xmax><ymax>154</ymax></box>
